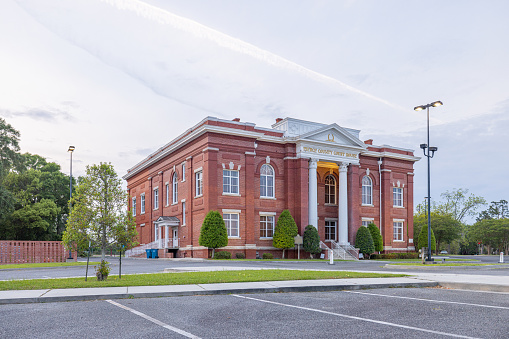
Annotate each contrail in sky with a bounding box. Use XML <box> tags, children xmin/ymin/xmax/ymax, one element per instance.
<box><xmin>101</xmin><ymin>0</ymin><xmax>404</xmax><ymax>111</ymax></box>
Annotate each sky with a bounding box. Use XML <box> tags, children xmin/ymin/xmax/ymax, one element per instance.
<box><xmin>1</xmin><ymin>0</ymin><xmax>508</xmax><ymax>219</ymax></box>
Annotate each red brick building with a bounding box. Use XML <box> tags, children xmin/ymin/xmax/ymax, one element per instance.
<box><xmin>124</xmin><ymin>117</ymin><xmax>419</xmax><ymax>258</ymax></box>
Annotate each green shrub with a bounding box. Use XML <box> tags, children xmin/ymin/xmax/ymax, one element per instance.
<box><xmin>367</xmin><ymin>223</ymin><xmax>383</xmax><ymax>252</ymax></box>
<box><xmin>199</xmin><ymin>210</ymin><xmax>228</xmax><ymax>258</ymax></box>
<box><xmin>418</xmin><ymin>224</ymin><xmax>436</xmax><ymax>252</ymax></box>
<box><xmin>303</xmin><ymin>225</ymin><xmax>321</xmax><ymax>258</ymax></box>
<box><xmin>95</xmin><ymin>260</ymin><xmax>111</xmax><ymax>281</ymax></box>
<box><xmin>273</xmin><ymin>210</ymin><xmax>298</xmax><ymax>259</ymax></box>
<box><xmin>235</xmin><ymin>252</ymin><xmax>245</xmax><ymax>259</ymax></box>
<box><xmin>371</xmin><ymin>253</ymin><xmax>419</xmax><ymax>259</ymax></box>
<box><xmin>355</xmin><ymin>226</ymin><xmax>375</xmax><ymax>258</ymax></box>
<box><xmin>262</xmin><ymin>253</ymin><xmax>274</xmax><ymax>260</ymax></box>
<box><xmin>214</xmin><ymin>251</ymin><xmax>231</xmax><ymax>259</ymax></box>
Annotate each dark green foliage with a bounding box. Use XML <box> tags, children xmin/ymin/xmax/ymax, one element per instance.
<box><xmin>273</xmin><ymin>209</ymin><xmax>298</xmax><ymax>259</ymax></box>
<box><xmin>213</xmin><ymin>251</ymin><xmax>231</xmax><ymax>259</ymax></box>
<box><xmin>235</xmin><ymin>252</ymin><xmax>245</xmax><ymax>259</ymax></box>
<box><xmin>370</xmin><ymin>253</ymin><xmax>419</xmax><ymax>259</ymax></box>
<box><xmin>262</xmin><ymin>253</ymin><xmax>273</xmax><ymax>259</ymax></box>
<box><xmin>303</xmin><ymin>225</ymin><xmax>321</xmax><ymax>257</ymax></box>
<box><xmin>355</xmin><ymin>226</ymin><xmax>375</xmax><ymax>257</ymax></box>
<box><xmin>367</xmin><ymin>223</ymin><xmax>383</xmax><ymax>252</ymax></box>
<box><xmin>0</xmin><ymin>117</ymin><xmax>21</xmax><ymax>180</ymax></box>
<box><xmin>417</xmin><ymin>224</ymin><xmax>436</xmax><ymax>252</ymax></box>
<box><xmin>199</xmin><ymin>210</ymin><xmax>228</xmax><ymax>258</ymax></box>
<box><xmin>95</xmin><ymin>260</ymin><xmax>111</xmax><ymax>281</ymax></box>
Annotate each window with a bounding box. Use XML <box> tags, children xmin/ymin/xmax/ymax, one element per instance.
<box><xmin>223</xmin><ymin>170</ymin><xmax>239</xmax><ymax>194</ymax></box>
<box><xmin>182</xmin><ymin>163</ymin><xmax>186</xmax><ymax>182</ymax></box>
<box><xmin>325</xmin><ymin>221</ymin><xmax>337</xmax><ymax>241</ymax></box>
<box><xmin>132</xmin><ymin>197</ymin><xmax>136</xmax><ymax>216</ymax></box>
<box><xmin>362</xmin><ymin>220</ymin><xmax>370</xmax><ymax>227</ymax></box>
<box><xmin>393</xmin><ymin>221</ymin><xmax>404</xmax><ymax>241</ymax></box>
<box><xmin>195</xmin><ymin>171</ymin><xmax>203</xmax><ymax>197</ymax></box>
<box><xmin>182</xmin><ymin>202</ymin><xmax>186</xmax><ymax>225</ymax></box>
<box><xmin>154</xmin><ymin>188</ymin><xmax>159</xmax><ymax>210</ymax></box>
<box><xmin>165</xmin><ymin>183</ymin><xmax>169</xmax><ymax>206</ymax></box>
<box><xmin>393</xmin><ymin>187</ymin><xmax>403</xmax><ymax>207</ymax></box>
<box><xmin>260</xmin><ymin>164</ymin><xmax>274</xmax><ymax>198</ymax></box>
<box><xmin>325</xmin><ymin>175</ymin><xmax>336</xmax><ymax>204</ymax></box>
<box><xmin>362</xmin><ymin>176</ymin><xmax>373</xmax><ymax>205</ymax></box>
<box><xmin>140</xmin><ymin>193</ymin><xmax>145</xmax><ymax>214</ymax></box>
<box><xmin>260</xmin><ymin>215</ymin><xmax>275</xmax><ymax>238</ymax></box>
<box><xmin>223</xmin><ymin>213</ymin><xmax>239</xmax><ymax>237</ymax></box>
<box><xmin>172</xmin><ymin>173</ymin><xmax>178</xmax><ymax>204</ymax></box>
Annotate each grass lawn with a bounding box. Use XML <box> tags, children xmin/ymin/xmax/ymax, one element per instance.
<box><xmin>0</xmin><ymin>262</ymin><xmax>101</xmax><ymax>269</ymax></box>
<box><xmin>388</xmin><ymin>263</ymin><xmax>503</xmax><ymax>266</ymax></box>
<box><xmin>0</xmin><ymin>270</ymin><xmax>406</xmax><ymax>291</ymax></box>
<box><xmin>372</xmin><ymin>258</ymin><xmax>477</xmax><ymax>262</ymax></box>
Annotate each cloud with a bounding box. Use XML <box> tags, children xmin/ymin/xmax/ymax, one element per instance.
<box><xmin>0</xmin><ymin>106</ymin><xmax>76</xmax><ymax>122</ymax></box>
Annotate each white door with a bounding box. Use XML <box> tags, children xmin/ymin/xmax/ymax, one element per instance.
<box><xmin>173</xmin><ymin>228</ymin><xmax>178</xmax><ymax>247</ymax></box>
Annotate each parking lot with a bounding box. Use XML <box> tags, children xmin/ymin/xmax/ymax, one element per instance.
<box><xmin>1</xmin><ymin>287</ymin><xmax>508</xmax><ymax>338</ymax></box>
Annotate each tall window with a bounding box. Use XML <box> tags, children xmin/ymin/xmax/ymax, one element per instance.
<box><xmin>195</xmin><ymin>171</ymin><xmax>203</xmax><ymax>197</ymax></box>
<box><xmin>223</xmin><ymin>170</ymin><xmax>239</xmax><ymax>194</ymax></box>
<box><xmin>362</xmin><ymin>176</ymin><xmax>373</xmax><ymax>205</ymax></box>
<box><xmin>260</xmin><ymin>215</ymin><xmax>275</xmax><ymax>238</ymax></box>
<box><xmin>182</xmin><ymin>202</ymin><xmax>186</xmax><ymax>225</ymax></box>
<box><xmin>140</xmin><ymin>193</ymin><xmax>145</xmax><ymax>214</ymax></box>
<box><xmin>154</xmin><ymin>188</ymin><xmax>159</xmax><ymax>210</ymax></box>
<box><xmin>325</xmin><ymin>221</ymin><xmax>336</xmax><ymax>241</ymax></box>
<box><xmin>260</xmin><ymin>164</ymin><xmax>274</xmax><ymax>198</ymax></box>
<box><xmin>393</xmin><ymin>187</ymin><xmax>403</xmax><ymax>207</ymax></box>
<box><xmin>132</xmin><ymin>197</ymin><xmax>136</xmax><ymax>216</ymax></box>
<box><xmin>393</xmin><ymin>221</ymin><xmax>404</xmax><ymax>241</ymax></box>
<box><xmin>165</xmin><ymin>183</ymin><xmax>169</xmax><ymax>206</ymax></box>
<box><xmin>182</xmin><ymin>163</ymin><xmax>186</xmax><ymax>182</ymax></box>
<box><xmin>325</xmin><ymin>175</ymin><xmax>336</xmax><ymax>204</ymax></box>
<box><xmin>172</xmin><ymin>173</ymin><xmax>178</xmax><ymax>204</ymax></box>
<box><xmin>223</xmin><ymin>213</ymin><xmax>239</xmax><ymax>237</ymax></box>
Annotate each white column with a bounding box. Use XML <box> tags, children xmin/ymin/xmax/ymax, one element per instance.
<box><xmin>338</xmin><ymin>162</ymin><xmax>349</xmax><ymax>244</ymax></box>
<box><xmin>158</xmin><ymin>225</ymin><xmax>163</xmax><ymax>248</ymax></box>
<box><xmin>165</xmin><ymin>225</ymin><xmax>169</xmax><ymax>248</ymax></box>
<box><xmin>308</xmin><ymin>158</ymin><xmax>318</xmax><ymax>228</ymax></box>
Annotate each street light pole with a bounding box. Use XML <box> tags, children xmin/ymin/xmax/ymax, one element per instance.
<box><xmin>67</xmin><ymin>146</ymin><xmax>75</xmax><ymax>260</ymax></box>
<box><xmin>414</xmin><ymin>101</ymin><xmax>442</xmax><ymax>262</ymax></box>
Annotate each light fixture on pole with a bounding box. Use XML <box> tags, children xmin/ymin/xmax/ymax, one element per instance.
<box><xmin>67</xmin><ymin>146</ymin><xmax>75</xmax><ymax>260</ymax></box>
<box><xmin>414</xmin><ymin>101</ymin><xmax>442</xmax><ymax>263</ymax></box>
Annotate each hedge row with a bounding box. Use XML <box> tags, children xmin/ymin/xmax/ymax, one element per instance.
<box><xmin>370</xmin><ymin>253</ymin><xmax>419</xmax><ymax>259</ymax></box>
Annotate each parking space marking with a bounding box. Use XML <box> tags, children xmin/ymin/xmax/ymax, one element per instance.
<box><xmin>232</xmin><ymin>295</ymin><xmax>480</xmax><ymax>339</ymax></box>
<box><xmin>343</xmin><ymin>291</ymin><xmax>509</xmax><ymax>310</ymax></box>
<box><xmin>106</xmin><ymin>300</ymin><xmax>201</xmax><ymax>339</ymax></box>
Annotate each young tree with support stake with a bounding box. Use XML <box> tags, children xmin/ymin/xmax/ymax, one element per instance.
<box><xmin>62</xmin><ymin>163</ymin><xmax>138</xmax><ymax>279</ymax></box>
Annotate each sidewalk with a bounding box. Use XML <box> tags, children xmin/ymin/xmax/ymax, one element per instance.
<box><xmin>1</xmin><ymin>269</ymin><xmax>508</xmax><ymax>305</ymax></box>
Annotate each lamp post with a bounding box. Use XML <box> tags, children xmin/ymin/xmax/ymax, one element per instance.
<box><xmin>414</xmin><ymin>101</ymin><xmax>442</xmax><ymax>262</ymax></box>
<box><xmin>67</xmin><ymin>146</ymin><xmax>75</xmax><ymax>260</ymax></box>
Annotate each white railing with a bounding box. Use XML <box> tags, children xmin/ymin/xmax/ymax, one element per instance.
<box><xmin>125</xmin><ymin>241</ymin><xmax>159</xmax><ymax>258</ymax></box>
<box><xmin>328</xmin><ymin>240</ymin><xmax>359</xmax><ymax>260</ymax></box>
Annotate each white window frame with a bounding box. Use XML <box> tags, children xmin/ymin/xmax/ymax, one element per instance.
<box><xmin>260</xmin><ymin>164</ymin><xmax>275</xmax><ymax>198</ymax></box>
<box><xmin>362</xmin><ymin>176</ymin><xmax>373</xmax><ymax>205</ymax></box>
<box><xmin>393</xmin><ymin>219</ymin><xmax>404</xmax><ymax>241</ymax></box>
<box><xmin>259</xmin><ymin>212</ymin><xmax>276</xmax><ymax>239</ymax></box>
<box><xmin>140</xmin><ymin>193</ymin><xmax>145</xmax><ymax>214</ymax></box>
<box><xmin>172</xmin><ymin>173</ymin><xmax>178</xmax><ymax>204</ymax></box>
<box><xmin>393</xmin><ymin>187</ymin><xmax>403</xmax><ymax>207</ymax></box>
<box><xmin>153</xmin><ymin>187</ymin><xmax>159</xmax><ymax>210</ymax></box>
<box><xmin>222</xmin><ymin>211</ymin><xmax>240</xmax><ymax>238</ymax></box>
<box><xmin>132</xmin><ymin>197</ymin><xmax>136</xmax><ymax>217</ymax></box>
<box><xmin>195</xmin><ymin>170</ymin><xmax>203</xmax><ymax>197</ymax></box>
<box><xmin>165</xmin><ymin>182</ymin><xmax>169</xmax><ymax>206</ymax></box>
<box><xmin>325</xmin><ymin>220</ymin><xmax>337</xmax><ymax>241</ymax></box>
<box><xmin>182</xmin><ymin>201</ymin><xmax>186</xmax><ymax>226</ymax></box>
<box><xmin>223</xmin><ymin>169</ymin><xmax>239</xmax><ymax>195</ymax></box>
<box><xmin>362</xmin><ymin>217</ymin><xmax>374</xmax><ymax>228</ymax></box>
<box><xmin>181</xmin><ymin>163</ymin><xmax>186</xmax><ymax>182</ymax></box>
<box><xmin>324</xmin><ymin>174</ymin><xmax>336</xmax><ymax>205</ymax></box>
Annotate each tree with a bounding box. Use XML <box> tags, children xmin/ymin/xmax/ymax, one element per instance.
<box><xmin>477</xmin><ymin>200</ymin><xmax>509</xmax><ymax>221</ymax></box>
<box><xmin>470</xmin><ymin>218</ymin><xmax>509</xmax><ymax>254</ymax></box>
<box><xmin>414</xmin><ymin>212</ymin><xmax>461</xmax><ymax>252</ymax></box>
<box><xmin>367</xmin><ymin>223</ymin><xmax>383</xmax><ymax>253</ymax></box>
<box><xmin>199</xmin><ymin>210</ymin><xmax>228</xmax><ymax>258</ymax></box>
<box><xmin>303</xmin><ymin>225</ymin><xmax>321</xmax><ymax>258</ymax></box>
<box><xmin>0</xmin><ymin>117</ymin><xmax>21</xmax><ymax>181</ymax></box>
<box><xmin>62</xmin><ymin>163</ymin><xmax>138</xmax><ymax>261</ymax></box>
<box><xmin>273</xmin><ymin>209</ymin><xmax>298</xmax><ymax>259</ymax></box>
<box><xmin>355</xmin><ymin>226</ymin><xmax>374</xmax><ymax>258</ymax></box>
<box><xmin>437</xmin><ymin>188</ymin><xmax>486</xmax><ymax>223</ymax></box>
<box><xmin>417</xmin><ymin>224</ymin><xmax>436</xmax><ymax>253</ymax></box>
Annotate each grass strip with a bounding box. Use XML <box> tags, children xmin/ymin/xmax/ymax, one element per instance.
<box><xmin>372</xmin><ymin>258</ymin><xmax>477</xmax><ymax>262</ymax></box>
<box><xmin>0</xmin><ymin>270</ymin><xmax>406</xmax><ymax>291</ymax></box>
<box><xmin>0</xmin><ymin>262</ymin><xmax>100</xmax><ymax>269</ymax></box>
<box><xmin>388</xmin><ymin>263</ymin><xmax>502</xmax><ymax>266</ymax></box>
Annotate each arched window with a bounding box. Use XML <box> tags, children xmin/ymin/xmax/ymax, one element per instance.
<box><xmin>362</xmin><ymin>176</ymin><xmax>372</xmax><ymax>205</ymax></box>
<box><xmin>172</xmin><ymin>172</ymin><xmax>178</xmax><ymax>204</ymax></box>
<box><xmin>260</xmin><ymin>164</ymin><xmax>274</xmax><ymax>198</ymax></box>
<box><xmin>325</xmin><ymin>174</ymin><xmax>336</xmax><ymax>204</ymax></box>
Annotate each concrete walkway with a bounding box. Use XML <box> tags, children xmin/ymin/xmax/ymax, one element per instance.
<box><xmin>1</xmin><ymin>268</ymin><xmax>508</xmax><ymax>305</ymax></box>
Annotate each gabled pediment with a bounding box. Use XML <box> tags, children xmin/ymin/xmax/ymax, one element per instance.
<box><xmin>298</xmin><ymin>124</ymin><xmax>367</xmax><ymax>149</ymax></box>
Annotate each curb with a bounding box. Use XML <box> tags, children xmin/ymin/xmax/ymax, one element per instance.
<box><xmin>437</xmin><ymin>282</ymin><xmax>509</xmax><ymax>293</ymax></box>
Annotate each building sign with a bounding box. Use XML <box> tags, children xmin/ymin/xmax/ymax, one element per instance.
<box><xmin>302</xmin><ymin>146</ymin><xmax>358</xmax><ymax>159</ymax></box>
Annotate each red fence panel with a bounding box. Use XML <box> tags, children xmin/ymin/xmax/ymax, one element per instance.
<box><xmin>0</xmin><ymin>241</ymin><xmax>73</xmax><ymax>264</ymax></box>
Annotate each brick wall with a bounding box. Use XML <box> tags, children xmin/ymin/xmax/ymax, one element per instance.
<box><xmin>0</xmin><ymin>241</ymin><xmax>75</xmax><ymax>264</ymax></box>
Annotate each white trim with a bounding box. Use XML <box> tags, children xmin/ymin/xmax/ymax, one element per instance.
<box><xmin>362</xmin><ymin>217</ymin><xmax>375</xmax><ymax>221</ymax></box>
<box><xmin>381</xmin><ymin>169</ymin><xmax>392</xmax><ymax>172</ymax></box>
<box><xmin>393</xmin><ymin>218</ymin><xmax>405</xmax><ymax>222</ymax></box>
<box><xmin>361</xmin><ymin>204</ymin><xmax>374</xmax><ymax>207</ymax></box>
<box><xmin>222</xmin><ymin>193</ymin><xmax>241</xmax><ymax>197</ymax></box>
<box><xmin>259</xmin><ymin>211</ymin><xmax>277</xmax><ymax>216</ymax></box>
<box><xmin>407</xmin><ymin>172</ymin><xmax>414</xmax><ymax>176</ymax></box>
<box><xmin>362</xmin><ymin>150</ymin><xmax>421</xmax><ymax>162</ymax></box>
<box><xmin>140</xmin><ymin>223</ymin><xmax>145</xmax><ymax>227</ymax></box>
<box><xmin>283</xmin><ymin>156</ymin><xmax>299</xmax><ymax>160</ymax></box>
<box><xmin>222</xmin><ymin>209</ymin><xmax>242</xmax><ymax>214</ymax></box>
<box><xmin>202</xmin><ymin>147</ymin><xmax>219</xmax><ymax>152</ymax></box>
<box><xmin>245</xmin><ymin>151</ymin><xmax>256</xmax><ymax>155</ymax></box>
<box><xmin>153</xmin><ymin>186</ymin><xmax>159</xmax><ymax>190</ymax></box>
<box><xmin>260</xmin><ymin>196</ymin><xmax>276</xmax><ymax>200</ymax></box>
<box><xmin>181</xmin><ymin>199</ymin><xmax>186</xmax><ymax>203</ymax></box>
<box><xmin>324</xmin><ymin>217</ymin><xmax>338</xmax><ymax>221</ymax></box>
<box><xmin>194</xmin><ymin>167</ymin><xmax>203</xmax><ymax>173</ymax></box>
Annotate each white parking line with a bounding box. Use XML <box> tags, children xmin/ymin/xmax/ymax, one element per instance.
<box><xmin>343</xmin><ymin>291</ymin><xmax>509</xmax><ymax>310</ymax></box>
<box><xmin>232</xmin><ymin>295</ymin><xmax>481</xmax><ymax>339</ymax></box>
<box><xmin>106</xmin><ymin>300</ymin><xmax>201</xmax><ymax>339</ymax></box>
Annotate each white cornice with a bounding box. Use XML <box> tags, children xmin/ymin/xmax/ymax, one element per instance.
<box><xmin>362</xmin><ymin>150</ymin><xmax>421</xmax><ymax>162</ymax></box>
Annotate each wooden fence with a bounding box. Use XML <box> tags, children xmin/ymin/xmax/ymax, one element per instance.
<box><xmin>0</xmin><ymin>241</ymin><xmax>76</xmax><ymax>264</ymax></box>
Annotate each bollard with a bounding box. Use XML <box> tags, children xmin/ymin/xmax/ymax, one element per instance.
<box><xmin>500</xmin><ymin>252</ymin><xmax>504</xmax><ymax>263</ymax></box>
<box><xmin>329</xmin><ymin>249</ymin><xmax>334</xmax><ymax>265</ymax></box>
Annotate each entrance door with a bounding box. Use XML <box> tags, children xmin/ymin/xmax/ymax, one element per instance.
<box><xmin>173</xmin><ymin>228</ymin><xmax>178</xmax><ymax>248</ymax></box>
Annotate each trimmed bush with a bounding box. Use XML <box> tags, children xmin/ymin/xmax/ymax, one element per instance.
<box><xmin>199</xmin><ymin>210</ymin><xmax>228</xmax><ymax>258</ymax></box>
<box><xmin>367</xmin><ymin>223</ymin><xmax>383</xmax><ymax>252</ymax></box>
<box><xmin>214</xmin><ymin>251</ymin><xmax>231</xmax><ymax>259</ymax></box>
<box><xmin>355</xmin><ymin>226</ymin><xmax>375</xmax><ymax>258</ymax></box>
<box><xmin>262</xmin><ymin>253</ymin><xmax>274</xmax><ymax>259</ymax></box>
<box><xmin>273</xmin><ymin>209</ymin><xmax>298</xmax><ymax>259</ymax></box>
<box><xmin>371</xmin><ymin>253</ymin><xmax>419</xmax><ymax>260</ymax></box>
<box><xmin>235</xmin><ymin>252</ymin><xmax>245</xmax><ymax>259</ymax></box>
<box><xmin>303</xmin><ymin>225</ymin><xmax>321</xmax><ymax>258</ymax></box>
<box><xmin>418</xmin><ymin>224</ymin><xmax>436</xmax><ymax>252</ymax></box>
